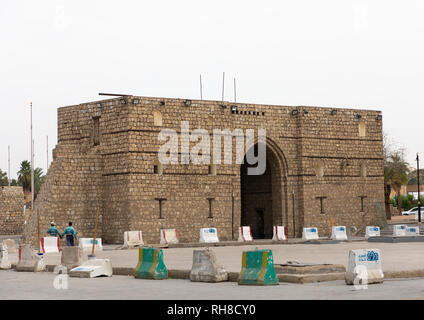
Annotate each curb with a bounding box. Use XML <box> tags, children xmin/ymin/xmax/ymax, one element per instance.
<box><xmin>10</xmin><ymin>263</ymin><xmax>424</xmax><ymax>284</ymax></box>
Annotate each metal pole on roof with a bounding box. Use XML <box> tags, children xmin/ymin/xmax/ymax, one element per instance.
<box><xmin>417</xmin><ymin>153</ymin><xmax>421</xmax><ymax>225</ymax></box>
<box><xmin>30</xmin><ymin>102</ymin><xmax>34</xmax><ymax>210</ymax></box>
<box><xmin>222</xmin><ymin>72</ymin><xmax>225</xmax><ymax>101</ymax></box>
<box><xmin>200</xmin><ymin>74</ymin><xmax>203</xmax><ymax>100</ymax></box>
<box><xmin>8</xmin><ymin>145</ymin><xmax>10</xmax><ymax>186</ymax></box>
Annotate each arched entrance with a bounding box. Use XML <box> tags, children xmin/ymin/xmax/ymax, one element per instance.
<box><xmin>240</xmin><ymin>141</ymin><xmax>287</xmax><ymax>239</ymax></box>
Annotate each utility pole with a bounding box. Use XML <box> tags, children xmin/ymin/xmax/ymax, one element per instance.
<box><xmin>417</xmin><ymin>153</ymin><xmax>421</xmax><ymax>225</ymax></box>
<box><xmin>8</xmin><ymin>145</ymin><xmax>10</xmax><ymax>186</ymax></box>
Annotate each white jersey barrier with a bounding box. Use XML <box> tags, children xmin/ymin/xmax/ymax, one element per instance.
<box><xmin>238</xmin><ymin>226</ymin><xmax>253</xmax><ymax>242</ymax></box>
<box><xmin>190</xmin><ymin>249</ymin><xmax>228</xmax><ymax>282</ymax></box>
<box><xmin>393</xmin><ymin>225</ymin><xmax>407</xmax><ymax>237</ymax></box>
<box><xmin>302</xmin><ymin>227</ymin><xmax>319</xmax><ymax>240</ymax></box>
<box><xmin>199</xmin><ymin>228</ymin><xmax>220</xmax><ymax>243</ymax></box>
<box><xmin>331</xmin><ymin>226</ymin><xmax>348</xmax><ymax>240</ymax></box>
<box><xmin>40</xmin><ymin>237</ymin><xmax>60</xmax><ymax>253</ymax></box>
<box><xmin>406</xmin><ymin>226</ymin><xmax>420</xmax><ymax>236</ymax></box>
<box><xmin>123</xmin><ymin>231</ymin><xmax>144</xmax><ymax>248</ymax></box>
<box><xmin>69</xmin><ymin>258</ymin><xmax>112</xmax><ymax>278</ymax></box>
<box><xmin>345</xmin><ymin>249</ymin><xmax>384</xmax><ymax>285</ymax></box>
<box><xmin>16</xmin><ymin>244</ymin><xmax>46</xmax><ymax>272</ymax></box>
<box><xmin>272</xmin><ymin>226</ymin><xmax>287</xmax><ymax>241</ymax></box>
<box><xmin>160</xmin><ymin>229</ymin><xmax>179</xmax><ymax>245</ymax></box>
<box><xmin>79</xmin><ymin>238</ymin><xmax>103</xmax><ymax>254</ymax></box>
<box><xmin>61</xmin><ymin>246</ymin><xmax>86</xmax><ymax>270</ymax></box>
<box><xmin>0</xmin><ymin>244</ymin><xmax>11</xmax><ymax>269</ymax></box>
<box><xmin>2</xmin><ymin>239</ymin><xmax>16</xmax><ymax>253</ymax></box>
<box><xmin>365</xmin><ymin>226</ymin><xmax>380</xmax><ymax>239</ymax></box>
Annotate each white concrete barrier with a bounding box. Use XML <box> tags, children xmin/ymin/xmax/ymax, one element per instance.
<box><xmin>199</xmin><ymin>228</ymin><xmax>220</xmax><ymax>243</ymax></box>
<box><xmin>406</xmin><ymin>226</ymin><xmax>420</xmax><ymax>236</ymax></box>
<box><xmin>160</xmin><ymin>229</ymin><xmax>179</xmax><ymax>245</ymax></box>
<box><xmin>302</xmin><ymin>227</ymin><xmax>319</xmax><ymax>240</ymax></box>
<box><xmin>331</xmin><ymin>226</ymin><xmax>348</xmax><ymax>240</ymax></box>
<box><xmin>79</xmin><ymin>238</ymin><xmax>103</xmax><ymax>254</ymax></box>
<box><xmin>345</xmin><ymin>249</ymin><xmax>384</xmax><ymax>285</ymax></box>
<box><xmin>2</xmin><ymin>239</ymin><xmax>16</xmax><ymax>254</ymax></box>
<box><xmin>393</xmin><ymin>224</ymin><xmax>407</xmax><ymax>237</ymax></box>
<box><xmin>238</xmin><ymin>226</ymin><xmax>253</xmax><ymax>242</ymax></box>
<box><xmin>365</xmin><ymin>226</ymin><xmax>380</xmax><ymax>239</ymax></box>
<box><xmin>0</xmin><ymin>244</ymin><xmax>11</xmax><ymax>269</ymax></box>
<box><xmin>190</xmin><ymin>249</ymin><xmax>228</xmax><ymax>282</ymax></box>
<box><xmin>40</xmin><ymin>237</ymin><xmax>60</xmax><ymax>253</ymax></box>
<box><xmin>272</xmin><ymin>226</ymin><xmax>287</xmax><ymax>241</ymax></box>
<box><xmin>69</xmin><ymin>257</ymin><xmax>112</xmax><ymax>278</ymax></box>
<box><xmin>123</xmin><ymin>231</ymin><xmax>144</xmax><ymax>248</ymax></box>
<box><xmin>16</xmin><ymin>244</ymin><xmax>46</xmax><ymax>272</ymax></box>
<box><xmin>61</xmin><ymin>246</ymin><xmax>86</xmax><ymax>270</ymax></box>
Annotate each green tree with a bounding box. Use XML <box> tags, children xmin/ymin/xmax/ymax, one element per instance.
<box><xmin>17</xmin><ymin>160</ymin><xmax>31</xmax><ymax>191</ymax></box>
<box><xmin>17</xmin><ymin>160</ymin><xmax>45</xmax><ymax>198</ymax></box>
<box><xmin>0</xmin><ymin>169</ymin><xmax>8</xmax><ymax>186</ymax></box>
<box><xmin>385</xmin><ymin>151</ymin><xmax>411</xmax><ymax>215</ymax></box>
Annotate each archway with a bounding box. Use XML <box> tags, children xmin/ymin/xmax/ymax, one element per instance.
<box><xmin>240</xmin><ymin>142</ymin><xmax>286</xmax><ymax>239</ymax></box>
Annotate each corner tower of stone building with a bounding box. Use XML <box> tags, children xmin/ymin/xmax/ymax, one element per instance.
<box><xmin>0</xmin><ymin>186</ymin><xmax>25</xmax><ymax>235</ymax></box>
<box><xmin>22</xmin><ymin>96</ymin><xmax>385</xmax><ymax>245</ymax></box>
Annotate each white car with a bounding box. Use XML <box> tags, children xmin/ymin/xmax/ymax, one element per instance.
<box><xmin>402</xmin><ymin>207</ymin><xmax>423</xmax><ymax>216</ymax></box>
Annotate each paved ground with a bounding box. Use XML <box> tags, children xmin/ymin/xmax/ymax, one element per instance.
<box><xmin>1</xmin><ymin>269</ymin><xmax>424</xmax><ymax>300</ymax></box>
<box><xmin>7</xmin><ymin>241</ymin><xmax>424</xmax><ymax>273</ymax></box>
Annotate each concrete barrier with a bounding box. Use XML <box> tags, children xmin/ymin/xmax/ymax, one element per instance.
<box><xmin>190</xmin><ymin>249</ymin><xmax>228</xmax><ymax>282</ymax></box>
<box><xmin>393</xmin><ymin>224</ymin><xmax>407</xmax><ymax>237</ymax></box>
<box><xmin>61</xmin><ymin>246</ymin><xmax>86</xmax><ymax>270</ymax></box>
<box><xmin>160</xmin><ymin>229</ymin><xmax>179</xmax><ymax>245</ymax></box>
<box><xmin>331</xmin><ymin>226</ymin><xmax>347</xmax><ymax>240</ymax></box>
<box><xmin>345</xmin><ymin>249</ymin><xmax>384</xmax><ymax>285</ymax></box>
<box><xmin>406</xmin><ymin>226</ymin><xmax>420</xmax><ymax>236</ymax></box>
<box><xmin>2</xmin><ymin>239</ymin><xmax>16</xmax><ymax>254</ymax></box>
<box><xmin>123</xmin><ymin>231</ymin><xmax>144</xmax><ymax>248</ymax></box>
<box><xmin>302</xmin><ymin>227</ymin><xmax>319</xmax><ymax>240</ymax></box>
<box><xmin>199</xmin><ymin>228</ymin><xmax>220</xmax><ymax>243</ymax></box>
<box><xmin>134</xmin><ymin>247</ymin><xmax>168</xmax><ymax>280</ymax></box>
<box><xmin>365</xmin><ymin>226</ymin><xmax>380</xmax><ymax>239</ymax></box>
<box><xmin>238</xmin><ymin>249</ymin><xmax>279</xmax><ymax>285</ymax></box>
<box><xmin>79</xmin><ymin>238</ymin><xmax>103</xmax><ymax>254</ymax></box>
<box><xmin>272</xmin><ymin>226</ymin><xmax>287</xmax><ymax>241</ymax></box>
<box><xmin>69</xmin><ymin>257</ymin><xmax>113</xmax><ymax>278</ymax></box>
<box><xmin>16</xmin><ymin>244</ymin><xmax>46</xmax><ymax>272</ymax></box>
<box><xmin>0</xmin><ymin>244</ymin><xmax>11</xmax><ymax>269</ymax></box>
<box><xmin>238</xmin><ymin>226</ymin><xmax>253</xmax><ymax>242</ymax></box>
<box><xmin>40</xmin><ymin>237</ymin><xmax>60</xmax><ymax>253</ymax></box>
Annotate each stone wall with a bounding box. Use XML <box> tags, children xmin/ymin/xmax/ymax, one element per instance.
<box><xmin>22</xmin><ymin>96</ymin><xmax>385</xmax><ymax>245</ymax></box>
<box><xmin>0</xmin><ymin>186</ymin><xmax>25</xmax><ymax>235</ymax></box>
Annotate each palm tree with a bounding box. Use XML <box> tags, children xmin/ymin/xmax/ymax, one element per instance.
<box><xmin>385</xmin><ymin>152</ymin><xmax>411</xmax><ymax>215</ymax></box>
<box><xmin>0</xmin><ymin>169</ymin><xmax>8</xmax><ymax>186</ymax></box>
<box><xmin>17</xmin><ymin>160</ymin><xmax>31</xmax><ymax>191</ymax></box>
<box><xmin>17</xmin><ymin>160</ymin><xmax>45</xmax><ymax>197</ymax></box>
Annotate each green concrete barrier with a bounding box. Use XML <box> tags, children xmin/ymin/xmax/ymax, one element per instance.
<box><xmin>238</xmin><ymin>249</ymin><xmax>278</xmax><ymax>285</ymax></box>
<box><xmin>134</xmin><ymin>247</ymin><xmax>168</xmax><ymax>280</ymax></box>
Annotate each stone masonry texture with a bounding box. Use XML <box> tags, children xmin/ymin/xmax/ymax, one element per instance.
<box><xmin>22</xmin><ymin>96</ymin><xmax>385</xmax><ymax>245</ymax></box>
<box><xmin>0</xmin><ymin>186</ymin><xmax>25</xmax><ymax>235</ymax></box>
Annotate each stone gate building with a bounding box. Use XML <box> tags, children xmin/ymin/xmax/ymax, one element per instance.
<box><xmin>23</xmin><ymin>96</ymin><xmax>385</xmax><ymax>245</ymax></box>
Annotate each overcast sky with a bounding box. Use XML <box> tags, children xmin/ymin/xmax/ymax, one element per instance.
<box><xmin>1</xmin><ymin>0</ymin><xmax>423</xmax><ymax>180</ymax></box>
